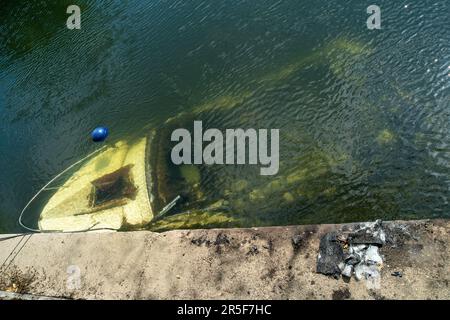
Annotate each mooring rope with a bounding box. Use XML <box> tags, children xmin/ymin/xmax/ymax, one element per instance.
<box><xmin>0</xmin><ymin>234</ymin><xmax>32</xmax><ymax>276</ymax></box>
<box><xmin>18</xmin><ymin>146</ymin><xmax>110</xmax><ymax>233</ymax></box>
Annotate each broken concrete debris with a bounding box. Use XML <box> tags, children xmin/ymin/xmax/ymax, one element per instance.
<box><xmin>348</xmin><ymin>220</ymin><xmax>386</xmax><ymax>246</ymax></box>
<box><xmin>317</xmin><ymin>220</ymin><xmax>385</xmax><ymax>283</ymax></box>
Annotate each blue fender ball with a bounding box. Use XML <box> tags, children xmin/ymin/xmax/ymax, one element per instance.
<box><xmin>91</xmin><ymin>126</ymin><xmax>109</xmax><ymax>142</ymax></box>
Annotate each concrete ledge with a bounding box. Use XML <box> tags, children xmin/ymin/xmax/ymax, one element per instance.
<box><xmin>0</xmin><ymin>219</ymin><xmax>449</xmax><ymax>299</ymax></box>
<box><xmin>0</xmin><ymin>290</ymin><xmax>65</xmax><ymax>300</ymax></box>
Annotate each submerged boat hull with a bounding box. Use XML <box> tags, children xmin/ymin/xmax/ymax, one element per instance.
<box><xmin>39</xmin><ymin>138</ymin><xmax>153</xmax><ymax>232</ymax></box>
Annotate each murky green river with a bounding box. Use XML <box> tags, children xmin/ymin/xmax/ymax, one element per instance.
<box><xmin>0</xmin><ymin>1</ymin><xmax>449</xmax><ymax>233</ymax></box>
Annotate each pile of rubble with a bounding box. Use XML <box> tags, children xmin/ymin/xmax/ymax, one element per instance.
<box><xmin>316</xmin><ymin>220</ymin><xmax>386</xmax><ymax>286</ymax></box>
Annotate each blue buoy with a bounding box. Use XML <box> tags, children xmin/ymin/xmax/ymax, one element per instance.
<box><xmin>91</xmin><ymin>126</ymin><xmax>109</xmax><ymax>142</ymax></box>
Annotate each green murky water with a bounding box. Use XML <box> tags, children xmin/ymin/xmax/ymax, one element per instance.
<box><xmin>0</xmin><ymin>1</ymin><xmax>449</xmax><ymax>233</ymax></box>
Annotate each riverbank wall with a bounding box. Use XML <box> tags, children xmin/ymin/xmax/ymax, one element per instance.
<box><xmin>0</xmin><ymin>219</ymin><xmax>448</xmax><ymax>299</ymax></box>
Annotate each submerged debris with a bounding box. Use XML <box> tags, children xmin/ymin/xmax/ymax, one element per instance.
<box><xmin>317</xmin><ymin>220</ymin><xmax>385</xmax><ymax>287</ymax></box>
<box><xmin>376</xmin><ymin>129</ymin><xmax>395</xmax><ymax>145</ymax></box>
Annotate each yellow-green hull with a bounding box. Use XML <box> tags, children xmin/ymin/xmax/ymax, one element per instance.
<box><xmin>38</xmin><ymin>138</ymin><xmax>153</xmax><ymax>232</ymax></box>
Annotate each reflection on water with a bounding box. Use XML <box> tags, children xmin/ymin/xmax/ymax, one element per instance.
<box><xmin>0</xmin><ymin>0</ymin><xmax>449</xmax><ymax>232</ymax></box>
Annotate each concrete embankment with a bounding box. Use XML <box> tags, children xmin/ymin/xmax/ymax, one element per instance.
<box><xmin>0</xmin><ymin>219</ymin><xmax>448</xmax><ymax>299</ymax></box>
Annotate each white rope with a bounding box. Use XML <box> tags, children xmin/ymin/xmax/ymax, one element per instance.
<box><xmin>18</xmin><ymin>146</ymin><xmax>108</xmax><ymax>233</ymax></box>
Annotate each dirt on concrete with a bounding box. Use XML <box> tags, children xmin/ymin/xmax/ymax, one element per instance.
<box><xmin>0</xmin><ymin>219</ymin><xmax>448</xmax><ymax>299</ymax></box>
